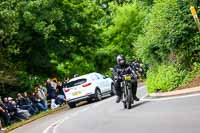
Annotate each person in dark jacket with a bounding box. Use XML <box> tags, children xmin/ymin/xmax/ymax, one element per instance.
<box><xmin>113</xmin><ymin>55</ymin><xmax>140</xmax><ymax>103</ymax></box>
<box><xmin>3</xmin><ymin>97</ymin><xmax>29</xmax><ymax>122</ymax></box>
<box><xmin>0</xmin><ymin>97</ymin><xmax>11</xmax><ymax>126</ymax></box>
<box><xmin>29</xmin><ymin>92</ymin><xmax>47</xmax><ymax>111</ymax></box>
<box><xmin>56</xmin><ymin>82</ymin><xmax>65</xmax><ymax>96</ymax></box>
<box><xmin>23</xmin><ymin>92</ymin><xmax>39</xmax><ymax>113</ymax></box>
<box><xmin>46</xmin><ymin>79</ymin><xmax>57</xmax><ymax>100</ymax></box>
<box><xmin>16</xmin><ymin>93</ymin><xmax>36</xmax><ymax>115</ymax></box>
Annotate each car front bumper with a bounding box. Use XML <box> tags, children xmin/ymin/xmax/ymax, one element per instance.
<box><xmin>67</xmin><ymin>94</ymin><xmax>95</xmax><ymax>103</ymax></box>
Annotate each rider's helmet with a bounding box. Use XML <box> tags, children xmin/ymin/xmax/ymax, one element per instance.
<box><xmin>116</xmin><ymin>54</ymin><xmax>126</xmax><ymax>66</ymax></box>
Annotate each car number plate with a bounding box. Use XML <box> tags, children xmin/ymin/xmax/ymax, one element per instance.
<box><xmin>73</xmin><ymin>91</ymin><xmax>82</xmax><ymax>96</ymax></box>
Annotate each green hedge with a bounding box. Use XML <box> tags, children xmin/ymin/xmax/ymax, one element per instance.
<box><xmin>146</xmin><ymin>64</ymin><xmax>186</xmax><ymax>93</ymax></box>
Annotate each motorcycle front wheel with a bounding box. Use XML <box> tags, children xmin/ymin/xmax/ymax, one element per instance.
<box><xmin>126</xmin><ymin>89</ymin><xmax>133</xmax><ymax>109</ymax></box>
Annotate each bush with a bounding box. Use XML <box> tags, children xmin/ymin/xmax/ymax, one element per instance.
<box><xmin>136</xmin><ymin>0</ymin><xmax>200</xmax><ymax>69</ymax></box>
<box><xmin>146</xmin><ymin>64</ymin><xmax>186</xmax><ymax>93</ymax></box>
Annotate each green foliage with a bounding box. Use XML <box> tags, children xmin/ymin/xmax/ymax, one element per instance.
<box><xmin>136</xmin><ymin>0</ymin><xmax>200</xmax><ymax>92</ymax></box>
<box><xmin>0</xmin><ymin>0</ymin><xmax>105</xmax><ymax>78</ymax></box>
<box><xmin>17</xmin><ymin>71</ymin><xmax>46</xmax><ymax>92</ymax></box>
<box><xmin>0</xmin><ymin>0</ymin><xmax>107</xmax><ymax>96</ymax></box>
<box><xmin>147</xmin><ymin>63</ymin><xmax>200</xmax><ymax>93</ymax></box>
<box><xmin>181</xmin><ymin>62</ymin><xmax>200</xmax><ymax>85</ymax></box>
<box><xmin>147</xmin><ymin>65</ymin><xmax>186</xmax><ymax>93</ymax></box>
<box><xmin>99</xmin><ymin>2</ymin><xmax>147</xmax><ymax>71</ymax></box>
<box><xmin>137</xmin><ymin>0</ymin><xmax>200</xmax><ymax>66</ymax></box>
<box><xmin>1</xmin><ymin>0</ymin><xmax>200</xmax><ymax>96</ymax></box>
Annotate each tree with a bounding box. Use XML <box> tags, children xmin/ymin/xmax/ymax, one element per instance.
<box><xmin>136</xmin><ymin>0</ymin><xmax>200</xmax><ymax>68</ymax></box>
<box><xmin>98</xmin><ymin>2</ymin><xmax>147</xmax><ymax>69</ymax></box>
<box><xmin>0</xmin><ymin>0</ymin><xmax>106</xmax><ymax>95</ymax></box>
<box><xmin>0</xmin><ymin>0</ymin><xmax>105</xmax><ymax>78</ymax></box>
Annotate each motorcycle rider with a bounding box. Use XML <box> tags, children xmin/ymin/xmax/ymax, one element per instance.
<box><xmin>131</xmin><ymin>60</ymin><xmax>146</xmax><ymax>79</ymax></box>
<box><xmin>113</xmin><ymin>55</ymin><xmax>139</xmax><ymax>103</ymax></box>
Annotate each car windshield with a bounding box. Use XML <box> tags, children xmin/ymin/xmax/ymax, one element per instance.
<box><xmin>64</xmin><ymin>79</ymin><xmax>87</xmax><ymax>88</ymax></box>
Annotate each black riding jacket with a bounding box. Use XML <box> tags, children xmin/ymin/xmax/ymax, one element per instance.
<box><xmin>113</xmin><ymin>64</ymin><xmax>137</xmax><ymax>81</ymax></box>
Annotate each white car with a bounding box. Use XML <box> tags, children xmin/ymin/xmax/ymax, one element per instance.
<box><xmin>63</xmin><ymin>72</ymin><xmax>115</xmax><ymax>108</ymax></box>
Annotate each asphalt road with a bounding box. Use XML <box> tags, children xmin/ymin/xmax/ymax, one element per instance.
<box><xmin>10</xmin><ymin>85</ymin><xmax>200</xmax><ymax>133</ymax></box>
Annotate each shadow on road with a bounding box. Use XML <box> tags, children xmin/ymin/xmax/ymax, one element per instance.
<box><xmin>131</xmin><ymin>101</ymin><xmax>150</xmax><ymax>109</ymax></box>
<box><xmin>75</xmin><ymin>96</ymin><xmax>113</xmax><ymax>108</ymax></box>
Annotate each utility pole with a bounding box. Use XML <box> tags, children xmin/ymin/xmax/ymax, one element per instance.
<box><xmin>190</xmin><ymin>6</ymin><xmax>200</xmax><ymax>32</ymax></box>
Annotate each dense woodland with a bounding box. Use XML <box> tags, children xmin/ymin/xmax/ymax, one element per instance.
<box><xmin>1</xmin><ymin>0</ymin><xmax>200</xmax><ymax>96</ymax></box>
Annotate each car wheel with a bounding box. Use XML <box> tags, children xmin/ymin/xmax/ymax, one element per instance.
<box><xmin>87</xmin><ymin>98</ymin><xmax>94</xmax><ymax>103</ymax></box>
<box><xmin>68</xmin><ymin>102</ymin><xmax>76</xmax><ymax>108</ymax></box>
<box><xmin>95</xmin><ymin>88</ymin><xmax>102</xmax><ymax>101</ymax></box>
<box><xmin>111</xmin><ymin>83</ymin><xmax>115</xmax><ymax>96</ymax></box>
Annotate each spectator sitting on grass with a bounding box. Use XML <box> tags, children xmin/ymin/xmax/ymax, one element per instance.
<box><xmin>4</xmin><ymin>97</ymin><xmax>30</xmax><ymax>122</ymax></box>
<box><xmin>1</xmin><ymin>97</ymin><xmax>11</xmax><ymax>126</ymax></box>
<box><xmin>16</xmin><ymin>93</ymin><xmax>37</xmax><ymax>115</ymax></box>
<box><xmin>51</xmin><ymin>79</ymin><xmax>58</xmax><ymax>90</ymax></box>
<box><xmin>37</xmin><ymin>85</ymin><xmax>48</xmax><ymax>109</ymax></box>
<box><xmin>55</xmin><ymin>82</ymin><xmax>67</xmax><ymax>106</ymax></box>
<box><xmin>29</xmin><ymin>92</ymin><xmax>47</xmax><ymax>112</ymax></box>
<box><xmin>23</xmin><ymin>92</ymin><xmax>39</xmax><ymax>113</ymax></box>
<box><xmin>57</xmin><ymin>82</ymin><xmax>65</xmax><ymax>97</ymax></box>
<box><xmin>46</xmin><ymin>79</ymin><xmax>60</xmax><ymax>109</ymax></box>
<box><xmin>0</xmin><ymin>102</ymin><xmax>11</xmax><ymax>127</ymax></box>
<box><xmin>46</xmin><ymin>79</ymin><xmax>57</xmax><ymax>100</ymax></box>
<box><xmin>9</xmin><ymin>99</ymin><xmax>31</xmax><ymax>120</ymax></box>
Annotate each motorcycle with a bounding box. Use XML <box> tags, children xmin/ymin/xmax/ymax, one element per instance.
<box><xmin>121</xmin><ymin>74</ymin><xmax>133</xmax><ymax>109</ymax></box>
<box><xmin>132</xmin><ymin>63</ymin><xmax>146</xmax><ymax>79</ymax></box>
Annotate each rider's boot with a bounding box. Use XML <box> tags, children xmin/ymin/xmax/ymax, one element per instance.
<box><xmin>133</xmin><ymin>96</ymin><xmax>140</xmax><ymax>101</ymax></box>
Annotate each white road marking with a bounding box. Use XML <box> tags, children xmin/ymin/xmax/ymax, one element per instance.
<box><xmin>50</xmin><ymin>96</ymin><xmax>118</xmax><ymax>133</ymax></box>
<box><xmin>142</xmin><ymin>93</ymin><xmax>200</xmax><ymax>101</ymax></box>
<box><xmin>52</xmin><ymin>107</ymin><xmax>91</xmax><ymax>133</ymax></box>
<box><xmin>43</xmin><ymin>102</ymin><xmax>103</xmax><ymax>133</ymax></box>
<box><xmin>42</xmin><ymin>85</ymin><xmax>148</xmax><ymax>133</ymax></box>
<box><xmin>43</xmin><ymin>106</ymin><xmax>91</xmax><ymax>133</ymax></box>
<box><xmin>53</xmin><ymin>116</ymin><xmax>69</xmax><ymax>133</ymax></box>
<box><xmin>43</xmin><ymin>120</ymin><xmax>61</xmax><ymax>133</ymax></box>
<box><xmin>41</xmin><ymin>85</ymin><xmax>200</xmax><ymax>133</ymax></box>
